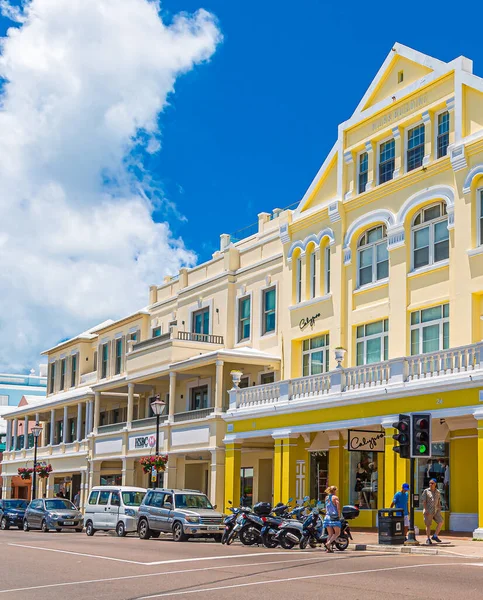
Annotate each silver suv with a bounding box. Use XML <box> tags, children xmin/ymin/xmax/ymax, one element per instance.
<box><xmin>137</xmin><ymin>488</ymin><xmax>224</xmax><ymax>542</ymax></box>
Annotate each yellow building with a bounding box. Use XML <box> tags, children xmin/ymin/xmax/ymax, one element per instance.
<box><xmin>4</xmin><ymin>43</ymin><xmax>483</xmax><ymax>537</ymax></box>
<box><xmin>223</xmin><ymin>43</ymin><xmax>483</xmax><ymax>538</ymax></box>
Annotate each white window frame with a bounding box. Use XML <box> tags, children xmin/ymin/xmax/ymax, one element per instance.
<box><xmin>356</xmin><ymin>225</ymin><xmax>389</xmax><ymax>288</ymax></box>
<box><xmin>325</xmin><ymin>246</ymin><xmax>331</xmax><ymax>295</ymax></box>
<box><xmin>410</xmin><ymin>304</ymin><xmax>449</xmax><ymax>355</ymax></box>
<box><xmin>357</xmin><ymin>149</ymin><xmax>369</xmax><ymax>195</ymax></box>
<box><xmin>260</xmin><ymin>282</ymin><xmax>278</xmax><ymax>337</ymax></box>
<box><xmin>477</xmin><ymin>187</ymin><xmax>483</xmax><ymax>248</ymax></box>
<box><xmin>411</xmin><ymin>202</ymin><xmax>449</xmax><ymax>271</ymax></box>
<box><xmin>377</xmin><ymin>135</ymin><xmax>396</xmax><ymax>185</ymax></box>
<box><xmin>356</xmin><ymin>319</ymin><xmax>388</xmax><ymax>365</ymax></box>
<box><xmin>434</xmin><ymin>108</ymin><xmax>450</xmax><ymax>160</ymax></box>
<box><xmin>302</xmin><ymin>334</ymin><xmax>330</xmax><ymax>377</ymax></box>
<box><xmin>309</xmin><ymin>251</ymin><xmax>317</xmax><ymax>299</ymax></box>
<box><xmin>295</xmin><ymin>256</ymin><xmax>302</xmax><ymax>303</ymax></box>
<box><xmin>405</xmin><ymin>119</ymin><xmax>425</xmax><ymax>173</ymax></box>
<box><xmin>235</xmin><ymin>292</ymin><xmax>252</xmax><ymax>344</ymax></box>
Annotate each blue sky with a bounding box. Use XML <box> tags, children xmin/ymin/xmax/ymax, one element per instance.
<box><xmin>2</xmin><ymin>1</ymin><xmax>483</xmax><ymax>263</ymax></box>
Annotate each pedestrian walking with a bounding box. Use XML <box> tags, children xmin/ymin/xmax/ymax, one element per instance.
<box><xmin>323</xmin><ymin>485</ymin><xmax>341</xmax><ymax>553</ymax></box>
<box><xmin>391</xmin><ymin>483</ymin><xmax>409</xmax><ymax>537</ymax></box>
<box><xmin>73</xmin><ymin>491</ymin><xmax>80</xmax><ymax>508</ymax></box>
<box><xmin>422</xmin><ymin>478</ymin><xmax>443</xmax><ymax>544</ymax></box>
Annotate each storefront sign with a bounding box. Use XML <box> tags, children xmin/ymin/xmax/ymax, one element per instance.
<box><xmin>134</xmin><ymin>435</ymin><xmax>157</xmax><ymax>449</ymax></box>
<box><xmin>348</xmin><ymin>430</ymin><xmax>385</xmax><ymax>453</ymax></box>
<box><xmin>299</xmin><ymin>313</ymin><xmax>321</xmax><ymax>330</ymax></box>
<box><xmin>371</xmin><ymin>94</ymin><xmax>428</xmax><ymax>131</ymax></box>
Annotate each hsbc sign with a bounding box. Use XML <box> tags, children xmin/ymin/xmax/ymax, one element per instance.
<box><xmin>129</xmin><ymin>430</ymin><xmax>164</xmax><ymax>451</ymax></box>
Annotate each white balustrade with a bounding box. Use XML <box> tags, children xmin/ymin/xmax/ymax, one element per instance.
<box><xmin>343</xmin><ymin>362</ymin><xmax>390</xmax><ymax>391</ymax></box>
<box><xmin>80</xmin><ymin>371</ymin><xmax>97</xmax><ymax>385</ymax></box>
<box><xmin>291</xmin><ymin>373</ymin><xmax>330</xmax><ymax>399</ymax></box>
<box><xmin>407</xmin><ymin>345</ymin><xmax>478</xmax><ymax>381</ymax></box>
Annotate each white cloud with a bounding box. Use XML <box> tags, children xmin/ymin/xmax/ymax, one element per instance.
<box><xmin>0</xmin><ymin>0</ymin><xmax>221</xmax><ymax>371</ymax></box>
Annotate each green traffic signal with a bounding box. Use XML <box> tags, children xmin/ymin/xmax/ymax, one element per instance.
<box><xmin>418</xmin><ymin>444</ymin><xmax>427</xmax><ymax>454</ymax></box>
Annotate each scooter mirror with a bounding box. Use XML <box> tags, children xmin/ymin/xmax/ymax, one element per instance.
<box><xmin>303</xmin><ymin>495</ymin><xmax>310</xmax><ymax>501</ymax></box>
<box><xmin>288</xmin><ymin>497</ymin><xmax>293</xmax><ymax>502</ymax></box>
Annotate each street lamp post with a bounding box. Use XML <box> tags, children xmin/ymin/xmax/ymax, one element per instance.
<box><xmin>150</xmin><ymin>397</ymin><xmax>166</xmax><ymax>489</ymax></box>
<box><xmin>31</xmin><ymin>425</ymin><xmax>43</xmax><ymax>501</ymax></box>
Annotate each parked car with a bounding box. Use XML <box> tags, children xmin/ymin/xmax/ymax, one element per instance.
<box><xmin>84</xmin><ymin>486</ymin><xmax>146</xmax><ymax>537</ymax></box>
<box><xmin>0</xmin><ymin>499</ymin><xmax>29</xmax><ymax>530</ymax></box>
<box><xmin>137</xmin><ymin>488</ymin><xmax>224</xmax><ymax>542</ymax></box>
<box><xmin>23</xmin><ymin>498</ymin><xmax>84</xmax><ymax>532</ymax></box>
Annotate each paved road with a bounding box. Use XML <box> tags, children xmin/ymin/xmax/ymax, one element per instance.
<box><xmin>1</xmin><ymin>529</ymin><xmax>482</xmax><ymax>599</ymax></box>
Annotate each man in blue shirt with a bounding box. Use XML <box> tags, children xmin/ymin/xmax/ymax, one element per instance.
<box><xmin>391</xmin><ymin>483</ymin><xmax>409</xmax><ymax>537</ymax></box>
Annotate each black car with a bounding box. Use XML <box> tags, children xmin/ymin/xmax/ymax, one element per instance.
<box><xmin>0</xmin><ymin>499</ymin><xmax>29</xmax><ymax>530</ymax></box>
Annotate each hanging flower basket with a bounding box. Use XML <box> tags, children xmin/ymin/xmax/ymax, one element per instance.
<box><xmin>140</xmin><ymin>455</ymin><xmax>168</xmax><ymax>474</ymax></box>
<box><xmin>36</xmin><ymin>464</ymin><xmax>53</xmax><ymax>479</ymax></box>
<box><xmin>18</xmin><ymin>467</ymin><xmax>34</xmax><ymax>480</ymax></box>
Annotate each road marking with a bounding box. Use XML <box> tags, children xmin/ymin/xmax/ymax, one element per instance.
<box><xmin>7</xmin><ymin>543</ymin><xmax>147</xmax><ymax>565</ymax></box>
<box><xmin>137</xmin><ymin>562</ymin><xmax>472</xmax><ymax>598</ymax></box>
<box><xmin>0</xmin><ymin>555</ymin><xmax>344</xmax><ymax>594</ymax></box>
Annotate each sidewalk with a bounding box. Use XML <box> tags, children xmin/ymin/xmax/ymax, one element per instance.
<box><xmin>350</xmin><ymin>530</ymin><xmax>483</xmax><ymax>558</ymax></box>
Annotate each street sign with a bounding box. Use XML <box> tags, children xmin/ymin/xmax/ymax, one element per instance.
<box><xmin>151</xmin><ymin>466</ymin><xmax>157</xmax><ymax>483</ymax></box>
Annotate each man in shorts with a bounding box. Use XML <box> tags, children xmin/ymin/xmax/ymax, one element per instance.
<box><xmin>421</xmin><ymin>478</ymin><xmax>443</xmax><ymax>544</ymax></box>
<box><xmin>391</xmin><ymin>483</ymin><xmax>410</xmax><ymax>537</ymax></box>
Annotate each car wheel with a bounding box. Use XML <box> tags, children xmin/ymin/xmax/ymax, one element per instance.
<box><xmin>172</xmin><ymin>522</ymin><xmax>188</xmax><ymax>542</ymax></box>
<box><xmin>85</xmin><ymin>521</ymin><xmax>96</xmax><ymax>536</ymax></box>
<box><xmin>116</xmin><ymin>521</ymin><xmax>127</xmax><ymax>537</ymax></box>
<box><xmin>23</xmin><ymin>519</ymin><xmax>30</xmax><ymax>532</ymax></box>
<box><xmin>138</xmin><ymin>519</ymin><xmax>151</xmax><ymax>540</ymax></box>
<box><xmin>41</xmin><ymin>520</ymin><xmax>49</xmax><ymax>533</ymax></box>
<box><xmin>1</xmin><ymin>517</ymin><xmax>9</xmax><ymax>530</ymax></box>
<box><xmin>151</xmin><ymin>531</ymin><xmax>160</xmax><ymax>539</ymax></box>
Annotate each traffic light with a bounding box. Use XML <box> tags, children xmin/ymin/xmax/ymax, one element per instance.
<box><xmin>392</xmin><ymin>414</ymin><xmax>411</xmax><ymax>459</ymax></box>
<box><xmin>411</xmin><ymin>414</ymin><xmax>431</xmax><ymax>458</ymax></box>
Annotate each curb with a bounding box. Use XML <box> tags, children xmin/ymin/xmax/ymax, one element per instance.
<box><xmin>351</xmin><ymin>543</ymin><xmax>456</xmax><ymax>556</ymax></box>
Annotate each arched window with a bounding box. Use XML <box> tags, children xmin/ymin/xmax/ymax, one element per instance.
<box><xmin>295</xmin><ymin>255</ymin><xmax>302</xmax><ymax>303</ymax></box>
<box><xmin>357</xmin><ymin>225</ymin><xmax>388</xmax><ymax>287</ymax></box>
<box><xmin>412</xmin><ymin>202</ymin><xmax>448</xmax><ymax>270</ymax></box>
<box><xmin>308</xmin><ymin>248</ymin><xmax>317</xmax><ymax>299</ymax></box>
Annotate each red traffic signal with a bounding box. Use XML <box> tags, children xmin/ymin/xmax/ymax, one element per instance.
<box><xmin>393</xmin><ymin>414</ymin><xmax>411</xmax><ymax>459</ymax></box>
<box><xmin>411</xmin><ymin>413</ymin><xmax>431</xmax><ymax>458</ymax></box>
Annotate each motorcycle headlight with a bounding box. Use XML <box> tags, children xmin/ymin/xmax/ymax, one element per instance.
<box><xmin>185</xmin><ymin>516</ymin><xmax>200</xmax><ymax>524</ymax></box>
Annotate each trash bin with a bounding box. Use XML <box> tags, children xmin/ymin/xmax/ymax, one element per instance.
<box><xmin>377</xmin><ymin>508</ymin><xmax>405</xmax><ymax>545</ymax></box>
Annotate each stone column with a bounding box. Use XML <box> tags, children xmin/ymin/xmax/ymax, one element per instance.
<box><xmin>280</xmin><ymin>437</ymin><xmax>298</xmax><ymax>503</ymax></box>
<box><xmin>12</xmin><ymin>419</ymin><xmax>18</xmax><ymax>452</ymax></box>
<box><xmin>77</xmin><ymin>403</ymin><xmax>83</xmax><ymax>441</ymax></box>
<box><xmin>46</xmin><ymin>473</ymin><xmax>53</xmax><ymax>498</ymax></box>
<box><xmin>365</xmin><ymin>141</ymin><xmax>374</xmax><ymax>190</ymax></box>
<box><xmin>273</xmin><ymin>438</ymin><xmax>283</xmax><ymax>505</ymax></box>
<box><xmin>23</xmin><ymin>416</ymin><xmax>29</xmax><ymax>450</ymax></box>
<box><xmin>214</xmin><ymin>360</ymin><xmax>224</xmax><ymax>413</ymax></box>
<box><xmin>85</xmin><ymin>401</ymin><xmax>90</xmax><ymax>438</ymax></box>
<box><xmin>6</xmin><ymin>420</ymin><xmax>11</xmax><ymax>452</ymax></box>
<box><xmin>392</xmin><ymin>126</ymin><xmax>402</xmax><ymax>177</ymax></box>
<box><xmin>224</xmin><ymin>443</ymin><xmax>241</xmax><ymax>507</ymax></box>
<box><xmin>168</xmin><ymin>372</ymin><xmax>176</xmax><ymax>422</ymax></box>
<box><xmin>127</xmin><ymin>383</ymin><xmax>134</xmax><ymax>427</ymax></box>
<box><xmin>327</xmin><ymin>432</ymin><xmax>343</xmax><ymax>494</ymax></box>
<box><xmin>122</xmin><ymin>458</ymin><xmax>135</xmax><ymax>486</ymax></box>
<box><xmin>2</xmin><ymin>476</ymin><xmax>11</xmax><ymax>499</ymax></box>
<box><xmin>165</xmin><ymin>455</ymin><xmax>177</xmax><ymax>489</ymax></box>
<box><xmin>93</xmin><ymin>392</ymin><xmax>100</xmax><ymax>433</ymax></box>
<box><xmin>63</xmin><ymin>406</ymin><xmax>69</xmax><ymax>443</ymax></box>
<box><xmin>50</xmin><ymin>409</ymin><xmax>55</xmax><ymax>445</ymax></box>
<box><xmin>210</xmin><ymin>449</ymin><xmax>225</xmax><ymax>508</ymax></box>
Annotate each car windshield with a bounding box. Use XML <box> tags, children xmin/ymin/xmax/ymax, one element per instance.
<box><xmin>4</xmin><ymin>500</ymin><xmax>28</xmax><ymax>509</ymax></box>
<box><xmin>175</xmin><ymin>494</ymin><xmax>213</xmax><ymax>510</ymax></box>
<box><xmin>122</xmin><ymin>491</ymin><xmax>146</xmax><ymax>507</ymax></box>
<box><xmin>45</xmin><ymin>499</ymin><xmax>76</xmax><ymax>511</ymax></box>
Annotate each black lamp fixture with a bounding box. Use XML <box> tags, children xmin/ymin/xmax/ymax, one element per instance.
<box><xmin>31</xmin><ymin>425</ymin><xmax>43</xmax><ymax>501</ymax></box>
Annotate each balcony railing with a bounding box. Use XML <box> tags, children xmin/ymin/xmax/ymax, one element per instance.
<box><xmin>173</xmin><ymin>408</ymin><xmax>215</xmax><ymax>422</ymax></box>
<box><xmin>97</xmin><ymin>422</ymin><xmax>127</xmax><ymax>434</ymax></box>
<box><xmin>229</xmin><ymin>342</ymin><xmax>483</xmax><ymax>411</ymax></box>
<box><xmin>80</xmin><ymin>370</ymin><xmax>97</xmax><ymax>385</ymax></box>
<box><xmin>131</xmin><ymin>416</ymin><xmax>168</xmax><ymax>429</ymax></box>
<box><xmin>177</xmin><ymin>331</ymin><xmax>224</xmax><ymax>344</ymax></box>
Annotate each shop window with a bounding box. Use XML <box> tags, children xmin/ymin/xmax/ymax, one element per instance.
<box><xmin>192</xmin><ymin>307</ymin><xmax>209</xmax><ymax>335</ymax></box>
<box><xmin>100</xmin><ymin>474</ymin><xmax>122</xmax><ymax>486</ymax></box>
<box><xmin>262</xmin><ymin>287</ymin><xmax>276</xmax><ymax>335</ymax></box>
<box><xmin>190</xmin><ymin>385</ymin><xmax>209</xmax><ymax>411</ymax></box>
<box><xmin>358</xmin><ymin>152</ymin><xmax>368</xmax><ymax>194</ymax></box>
<box><xmin>437</xmin><ymin>111</ymin><xmax>450</xmax><ymax>159</ymax></box>
<box><xmin>357</xmin><ymin>225</ymin><xmax>388</xmax><ymax>287</ymax></box>
<box><xmin>238</xmin><ymin>296</ymin><xmax>251</xmax><ymax>342</ymax></box>
<box><xmin>349</xmin><ymin>451</ymin><xmax>379</xmax><ymax>510</ymax></box>
<box><xmin>378</xmin><ymin>139</ymin><xmax>395</xmax><ymax>184</ymax></box>
<box><xmin>410</xmin><ymin>304</ymin><xmax>449</xmax><ymax>355</ymax></box>
<box><xmin>302</xmin><ymin>334</ymin><xmax>330</xmax><ymax>376</ymax></box>
<box><xmin>412</xmin><ymin>202</ymin><xmax>448</xmax><ymax>269</ymax></box>
<box><xmin>407</xmin><ymin>123</ymin><xmax>425</xmax><ymax>171</ymax></box>
<box><xmin>240</xmin><ymin>467</ymin><xmax>254</xmax><ymax>507</ymax></box>
<box><xmin>415</xmin><ymin>442</ymin><xmax>449</xmax><ymax>511</ymax></box>
<box><xmin>356</xmin><ymin>319</ymin><xmax>388</xmax><ymax>365</ymax></box>
<box><xmin>310</xmin><ymin>451</ymin><xmax>329</xmax><ymax>503</ymax></box>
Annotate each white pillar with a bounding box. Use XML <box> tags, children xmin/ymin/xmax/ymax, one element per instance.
<box><xmin>169</xmin><ymin>372</ymin><xmax>176</xmax><ymax>422</ymax></box>
<box><xmin>215</xmin><ymin>360</ymin><xmax>224</xmax><ymax>414</ymax></box>
<box><xmin>6</xmin><ymin>420</ymin><xmax>11</xmax><ymax>452</ymax></box>
<box><xmin>12</xmin><ymin>419</ymin><xmax>18</xmax><ymax>452</ymax></box>
<box><xmin>93</xmin><ymin>392</ymin><xmax>100</xmax><ymax>433</ymax></box>
<box><xmin>23</xmin><ymin>416</ymin><xmax>29</xmax><ymax>450</ymax></box>
<box><xmin>210</xmin><ymin>449</ymin><xmax>225</xmax><ymax>508</ymax></box>
<box><xmin>127</xmin><ymin>383</ymin><xmax>134</xmax><ymax>426</ymax></box>
<box><xmin>63</xmin><ymin>406</ymin><xmax>69</xmax><ymax>443</ymax></box>
<box><xmin>77</xmin><ymin>403</ymin><xmax>83</xmax><ymax>441</ymax></box>
<box><xmin>50</xmin><ymin>409</ymin><xmax>55</xmax><ymax>445</ymax></box>
<box><xmin>85</xmin><ymin>401</ymin><xmax>90</xmax><ymax>437</ymax></box>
